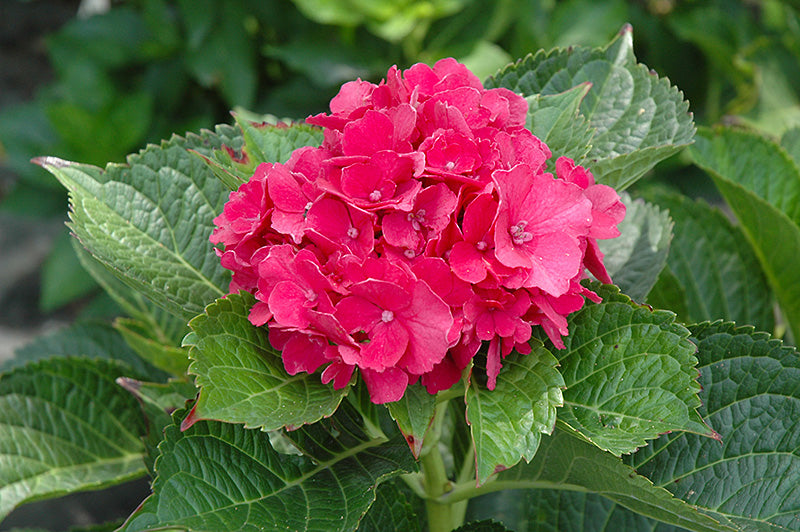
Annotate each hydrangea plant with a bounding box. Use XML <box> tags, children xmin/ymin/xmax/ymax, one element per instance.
<box><xmin>2</xmin><ymin>25</ymin><xmax>799</xmax><ymax>532</ymax></box>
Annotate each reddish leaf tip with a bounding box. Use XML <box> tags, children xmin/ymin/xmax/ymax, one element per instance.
<box><xmin>404</xmin><ymin>433</ymin><xmax>424</xmax><ymax>459</ymax></box>
<box><xmin>180</xmin><ymin>403</ymin><xmax>202</xmax><ymax>432</ymax></box>
<box><xmin>223</xmin><ymin>144</ymin><xmax>250</xmax><ymax>165</ymax></box>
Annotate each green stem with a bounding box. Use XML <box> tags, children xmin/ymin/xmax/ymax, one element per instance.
<box><xmin>421</xmin><ymin>441</ymin><xmax>455</xmax><ymax>532</ymax></box>
<box><xmin>420</xmin><ymin>400</ymin><xmax>462</xmax><ymax>532</ymax></box>
<box><xmin>437</xmin><ymin>478</ymin><xmax>580</xmax><ymax>506</ymax></box>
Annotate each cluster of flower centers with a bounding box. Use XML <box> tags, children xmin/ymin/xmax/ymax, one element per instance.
<box><xmin>211</xmin><ymin>58</ymin><xmax>626</xmax><ymax>403</ymax></box>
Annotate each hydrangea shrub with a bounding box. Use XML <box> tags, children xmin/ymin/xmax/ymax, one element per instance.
<box><xmin>2</xmin><ymin>26</ymin><xmax>799</xmax><ymax>532</ymax></box>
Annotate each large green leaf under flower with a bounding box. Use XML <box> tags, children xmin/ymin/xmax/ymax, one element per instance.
<box><xmin>490</xmin><ymin>322</ymin><xmax>800</xmax><ymax>531</ymax></box>
<box><xmin>629</xmin><ymin>321</ymin><xmax>800</xmax><ymax>530</ymax></box>
<box><xmin>553</xmin><ymin>285</ymin><xmax>713</xmax><ymax>456</ymax></box>
<box><xmin>461</xmin><ymin>426</ymin><xmax>731</xmax><ymax>532</ymax></box>
<box><xmin>119</xmin><ymin>402</ymin><xmax>415</xmax><ymax>532</ymax></box>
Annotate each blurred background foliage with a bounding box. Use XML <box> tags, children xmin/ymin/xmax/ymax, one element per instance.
<box><xmin>2</xmin><ymin>0</ymin><xmax>800</xmax><ymax>316</ymax></box>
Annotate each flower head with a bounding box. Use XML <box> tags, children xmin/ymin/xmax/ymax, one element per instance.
<box><xmin>212</xmin><ymin>59</ymin><xmax>626</xmax><ymax>403</ymax></box>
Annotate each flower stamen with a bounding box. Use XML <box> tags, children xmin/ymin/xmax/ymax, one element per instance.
<box><xmin>509</xmin><ymin>220</ymin><xmax>533</xmax><ymax>245</ymax></box>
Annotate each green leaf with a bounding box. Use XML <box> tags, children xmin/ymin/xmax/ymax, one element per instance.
<box><xmin>119</xmin><ymin>402</ymin><xmax>416</xmax><ymax>532</ymax></box>
<box><xmin>386</xmin><ymin>382</ymin><xmax>437</xmax><ymax>458</ymax></box>
<box><xmin>1</xmin><ymin>321</ymin><xmax>166</xmax><ymax>382</ymax></box>
<box><xmin>525</xmin><ymin>82</ymin><xmax>594</xmax><ymax>165</ymax></box>
<box><xmin>645</xmin><ymin>189</ymin><xmax>775</xmax><ymax>332</ymax></box>
<box><xmin>0</xmin><ymin>358</ymin><xmax>147</xmax><ymax>520</ymax></box>
<box><xmin>461</xmin><ymin>427</ymin><xmax>732</xmax><ymax>532</ymax></box>
<box><xmin>184</xmin><ymin>292</ymin><xmax>350</xmax><ymax>431</ymax></box>
<box><xmin>628</xmin><ymin>321</ymin><xmax>800</xmax><ymax>530</ymax></box>
<box><xmin>71</xmin><ymin>239</ymin><xmax>189</xmax><ymax>348</ymax></box>
<box><xmin>466</xmin><ymin>341</ymin><xmax>564</xmax><ymax>485</ymax></box>
<box><xmin>597</xmin><ymin>193</ymin><xmax>672</xmax><ymax>302</ymax></box>
<box><xmin>114</xmin><ymin>318</ymin><xmax>190</xmax><ymax>376</ymax></box>
<box><xmin>647</xmin><ymin>264</ymin><xmax>690</xmax><ymax>324</ymax></box>
<box><xmin>690</xmin><ymin>127</ymin><xmax>800</xmax><ymax>225</ymax></box>
<box><xmin>487</xmin><ymin>25</ymin><xmax>695</xmax><ymax>190</ymax></box>
<box><xmin>357</xmin><ymin>478</ymin><xmax>424</xmax><ymax>532</ymax></box>
<box><xmin>467</xmin><ymin>489</ymin><xmax>697</xmax><ymax>531</ymax></box>
<box><xmin>689</xmin><ymin>126</ymin><xmax>800</xmax><ymax>340</ymax></box>
<box><xmin>36</xmin><ymin>126</ymin><xmax>235</xmax><ymax>321</ymax></box>
<box><xmin>235</xmin><ymin>113</ymin><xmax>324</xmax><ymax>166</ymax></box>
<box><xmin>554</xmin><ymin>285</ymin><xmax>712</xmax><ymax>456</ymax></box>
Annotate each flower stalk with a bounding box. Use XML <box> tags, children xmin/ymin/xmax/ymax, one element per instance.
<box><xmin>420</xmin><ymin>400</ymin><xmax>461</xmax><ymax>532</ymax></box>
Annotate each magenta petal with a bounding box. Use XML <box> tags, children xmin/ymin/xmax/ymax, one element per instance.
<box><xmin>360</xmin><ymin>320</ymin><xmax>409</xmax><ymax>370</ymax></box>
<box><xmin>281</xmin><ymin>333</ymin><xmax>330</xmax><ymax>375</ymax></box>
<box><xmin>397</xmin><ymin>281</ymin><xmax>453</xmax><ymax>374</ymax></box>
<box><xmin>306</xmin><ymin>198</ymin><xmax>350</xmax><ymax>236</ymax></box>
<box><xmin>334</xmin><ymin>296</ymin><xmax>382</xmax><ymax>333</ymax></box>
<box><xmin>523</xmin><ymin>232</ymin><xmax>582</xmax><ymax>296</ymax></box>
<box><xmin>329</xmin><ymin>79</ymin><xmax>377</xmax><ymax>115</ymax></box>
<box><xmin>492</xmin><ymin>311</ymin><xmax>518</xmax><ymax>338</ymax></box>
<box><xmin>270</xmin><ymin>210</ymin><xmax>307</xmax><ymax>243</ymax></box>
<box><xmin>342</xmin><ymin>110</ymin><xmax>394</xmax><ymax>155</ymax></box>
<box><xmin>340</xmin><ymin>162</ymin><xmax>383</xmax><ymax>199</ymax></box>
<box><xmin>420</xmin><ymin>356</ymin><xmax>462</xmax><ymax>394</ymax></box>
<box><xmin>248</xmin><ymin>301</ymin><xmax>272</xmax><ymax>326</ymax></box>
<box><xmin>584</xmin><ymin>238</ymin><xmax>613</xmax><ymax>284</ymax></box>
<box><xmin>474</xmin><ymin>312</ymin><xmax>496</xmax><ymax>341</ymax></box>
<box><xmin>585</xmin><ymin>184</ymin><xmax>626</xmax><ymax>239</ymax></box>
<box><xmin>321</xmin><ymin>360</ymin><xmax>355</xmax><ymax>389</ymax></box>
<box><xmin>269</xmin><ymin>281</ymin><xmax>311</xmax><ymax>328</ymax></box>
<box><xmin>348</xmin><ymin>279</ymin><xmax>411</xmax><ymax>313</ymax></box>
<box><xmin>486</xmin><ymin>338</ymin><xmax>503</xmax><ymax>390</ymax></box>
<box><xmin>361</xmin><ymin>367</ymin><xmax>409</xmax><ymax>404</ymax></box>
<box><xmin>381</xmin><ymin>211</ymin><xmax>421</xmax><ymax>249</ymax></box>
<box><xmin>450</xmin><ymin>241</ymin><xmax>487</xmax><ymax>283</ymax></box>
<box><xmin>268</xmin><ymin>164</ymin><xmax>309</xmax><ymax>212</ymax></box>
<box><xmin>462</xmin><ymin>194</ymin><xmax>496</xmax><ymax>242</ymax></box>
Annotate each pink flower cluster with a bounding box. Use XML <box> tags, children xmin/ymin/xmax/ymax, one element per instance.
<box><xmin>211</xmin><ymin>59</ymin><xmax>625</xmax><ymax>404</ymax></box>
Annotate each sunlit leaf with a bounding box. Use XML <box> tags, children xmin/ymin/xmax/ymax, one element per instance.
<box><xmin>184</xmin><ymin>292</ymin><xmax>349</xmax><ymax>431</ymax></box>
